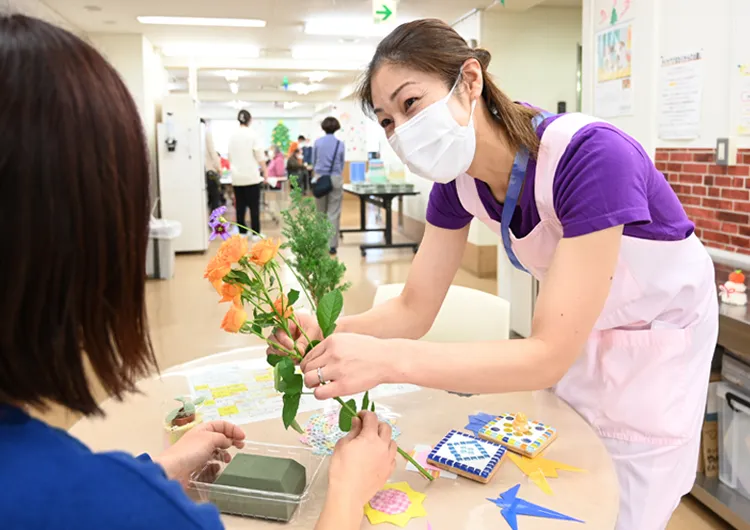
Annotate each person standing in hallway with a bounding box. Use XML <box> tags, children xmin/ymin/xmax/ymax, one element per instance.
<box><xmin>266</xmin><ymin>145</ymin><xmax>286</xmax><ymax>188</ymax></box>
<box><xmin>202</xmin><ymin>118</ymin><xmax>223</xmax><ymax>211</ymax></box>
<box><xmin>271</xmin><ymin>19</ymin><xmax>719</xmax><ymax>530</ymax></box>
<box><xmin>228</xmin><ymin>110</ymin><xmax>265</xmax><ymax>237</ymax></box>
<box><xmin>313</xmin><ymin>117</ymin><xmax>345</xmax><ymax>254</ymax></box>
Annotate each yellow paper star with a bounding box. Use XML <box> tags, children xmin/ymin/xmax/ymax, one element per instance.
<box><xmin>364</xmin><ymin>482</ymin><xmax>427</xmax><ymax>527</ymax></box>
<box><xmin>508</xmin><ymin>452</ymin><xmax>586</xmax><ymax>479</ymax></box>
<box><xmin>528</xmin><ymin>469</ymin><xmax>554</xmax><ymax>495</ymax></box>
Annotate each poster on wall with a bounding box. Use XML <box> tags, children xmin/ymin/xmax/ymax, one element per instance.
<box><xmin>737</xmin><ymin>64</ymin><xmax>750</xmax><ymax>136</ymax></box>
<box><xmin>338</xmin><ymin>110</ymin><xmax>368</xmax><ymax>162</ymax></box>
<box><xmin>657</xmin><ymin>52</ymin><xmax>704</xmax><ymax>140</ymax></box>
<box><xmin>594</xmin><ymin>22</ymin><xmax>634</xmax><ymax>118</ymax></box>
<box><xmin>595</xmin><ymin>0</ymin><xmax>634</xmax><ymax>31</ymax></box>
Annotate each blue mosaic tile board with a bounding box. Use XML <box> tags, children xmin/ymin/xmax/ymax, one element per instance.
<box><xmin>477</xmin><ymin>413</ymin><xmax>557</xmax><ymax>459</ymax></box>
<box><xmin>426</xmin><ymin>430</ymin><xmax>507</xmax><ymax>484</ymax></box>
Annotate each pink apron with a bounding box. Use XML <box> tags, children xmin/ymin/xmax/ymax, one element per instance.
<box><xmin>456</xmin><ymin>113</ymin><xmax>719</xmax><ymax>529</ymax></box>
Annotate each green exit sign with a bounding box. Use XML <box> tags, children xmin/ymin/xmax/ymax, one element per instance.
<box><xmin>373</xmin><ymin>0</ymin><xmax>397</xmax><ymax>24</ymax></box>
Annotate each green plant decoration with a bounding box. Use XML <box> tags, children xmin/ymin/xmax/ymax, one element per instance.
<box><xmin>281</xmin><ymin>176</ymin><xmax>350</xmax><ymax>305</ymax></box>
<box><xmin>166</xmin><ymin>396</ymin><xmax>206</xmax><ymax>425</ymax></box>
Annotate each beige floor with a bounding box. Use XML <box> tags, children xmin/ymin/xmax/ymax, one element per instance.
<box><xmin>39</xmin><ymin>198</ymin><xmax>727</xmax><ymax>529</ymax></box>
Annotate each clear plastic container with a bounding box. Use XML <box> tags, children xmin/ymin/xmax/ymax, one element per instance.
<box><xmin>188</xmin><ymin>441</ymin><xmax>326</xmax><ymax>523</ymax></box>
<box><xmin>722</xmin><ymin>354</ymin><xmax>750</xmax><ymax>391</ymax></box>
<box><xmin>717</xmin><ymin>382</ymin><xmax>750</xmax><ymax>499</ymax></box>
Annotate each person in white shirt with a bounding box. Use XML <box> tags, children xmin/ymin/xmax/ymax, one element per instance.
<box><xmin>202</xmin><ymin>118</ymin><xmax>223</xmax><ymax>210</ymax></box>
<box><xmin>228</xmin><ymin>110</ymin><xmax>266</xmax><ymax>236</ymax></box>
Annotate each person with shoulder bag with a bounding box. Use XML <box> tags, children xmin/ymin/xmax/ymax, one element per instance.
<box><xmin>312</xmin><ymin>117</ymin><xmax>345</xmax><ymax>255</ymax></box>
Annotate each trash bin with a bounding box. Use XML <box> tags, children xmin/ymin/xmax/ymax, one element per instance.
<box><xmin>147</xmin><ymin>218</ymin><xmax>182</xmax><ymax>280</ymax></box>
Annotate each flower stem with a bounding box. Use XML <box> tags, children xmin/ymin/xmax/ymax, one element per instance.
<box><xmin>334</xmin><ymin>397</ymin><xmax>434</xmax><ymax>482</ymax></box>
<box><xmin>246</xmin><ymin>264</ymin><xmax>304</xmax><ymax>359</ymax></box>
<box><xmin>290</xmin><ymin>314</ymin><xmax>314</xmax><ymax>349</ymax></box>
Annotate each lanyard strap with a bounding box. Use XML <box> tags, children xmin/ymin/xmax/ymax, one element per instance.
<box><xmin>501</xmin><ymin>112</ymin><xmax>554</xmax><ymax>273</ymax></box>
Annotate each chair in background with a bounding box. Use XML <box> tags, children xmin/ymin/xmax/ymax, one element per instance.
<box><xmin>372</xmin><ymin>283</ymin><xmax>510</xmax><ymax>342</ymax></box>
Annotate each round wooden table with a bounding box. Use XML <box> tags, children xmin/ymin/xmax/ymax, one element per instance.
<box><xmin>70</xmin><ymin>346</ymin><xmax>619</xmax><ymax>529</ymax></box>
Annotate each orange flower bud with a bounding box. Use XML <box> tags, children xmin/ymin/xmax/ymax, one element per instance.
<box><xmin>221</xmin><ymin>303</ymin><xmax>247</xmax><ymax>333</ymax></box>
<box><xmin>219</xmin><ymin>235</ymin><xmax>249</xmax><ymax>264</ymax></box>
<box><xmin>249</xmin><ymin>238</ymin><xmax>281</xmax><ymax>267</ymax></box>
<box><xmin>273</xmin><ymin>294</ymin><xmax>294</xmax><ymax>319</ymax></box>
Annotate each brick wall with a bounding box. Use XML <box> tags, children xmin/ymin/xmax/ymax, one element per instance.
<box><xmin>655</xmin><ymin>148</ymin><xmax>750</xmax><ymax>255</ymax></box>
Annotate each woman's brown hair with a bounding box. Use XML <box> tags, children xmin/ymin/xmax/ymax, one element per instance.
<box><xmin>358</xmin><ymin>18</ymin><xmax>540</xmax><ymax>156</ymax></box>
<box><xmin>0</xmin><ymin>15</ymin><xmax>157</xmax><ymax>415</ymax></box>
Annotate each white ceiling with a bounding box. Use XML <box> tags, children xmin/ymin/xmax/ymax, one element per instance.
<box><xmin>43</xmin><ymin>0</ymin><xmax>581</xmax><ymax>112</ymax></box>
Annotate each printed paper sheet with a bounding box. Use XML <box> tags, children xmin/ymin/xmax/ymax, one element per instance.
<box><xmin>185</xmin><ymin>358</ymin><xmax>420</xmax><ymax>426</ymax></box>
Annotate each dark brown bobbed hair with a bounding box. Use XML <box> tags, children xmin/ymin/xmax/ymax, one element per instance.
<box><xmin>0</xmin><ymin>15</ymin><xmax>157</xmax><ymax>416</ymax></box>
<box><xmin>358</xmin><ymin>19</ymin><xmax>540</xmax><ymax>156</ymax></box>
<box><xmin>321</xmin><ymin>117</ymin><xmax>341</xmax><ymax>135</ymax></box>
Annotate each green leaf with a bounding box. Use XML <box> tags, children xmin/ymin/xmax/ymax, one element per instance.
<box><xmin>273</xmin><ymin>364</ymin><xmax>287</xmax><ymax>393</ymax></box>
<box><xmin>267</xmin><ymin>354</ymin><xmax>284</xmax><ymax>367</ymax></box>
<box><xmin>317</xmin><ymin>290</ymin><xmax>344</xmax><ymax>338</ymax></box>
<box><xmin>362</xmin><ymin>391</ymin><xmax>370</xmax><ymax>412</ymax></box>
<box><xmin>284</xmin><ymin>374</ymin><xmax>304</xmax><ymax>395</ymax></box>
<box><xmin>282</xmin><ymin>393</ymin><xmax>302</xmax><ymax>430</ymax></box>
<box><xmin>305</xmin><ymin>339</ymin><xmax>321</xmax><ymax>355</ymax></box>
<box><xmin>226</xmin><ymin>269</ymin><xmax>252</xmax><ymax>285</ymax></box>
<box><xmin>165</xmin><ymin>408</ymin><xmax>181</xmax><ymax>423</ymax></box>
<box><xmin>338</xmin><ymin>399</ymin><xmax>357</xmax><ymax>432</ymax></box>
<box><xmin>287</xmin><ymin>289</ymin><xmax>300</xmax><ymax>306</ymax></box>
<box><xmin>290</xmin><ymin>419</ymin><xmax>305</xmax><ymax>435</ymax></box>
<box><xmin>194</xmin><ymin>396</ymin><xmax>205</xmax><ymax>406</ymax></box>
<box><xmin>252</xmin><ymin>323</ymin><xmax>262</xmax><ymax>335</ymax></box>
<box><xmin>278</xmin><ymin>357</ymin><xmax>295</xmax><ymax>382</ymax></box>
<box><xmin>370</xmin><ymin>401</ymin><xmax>376</xmax><ymax>413</ymax></box>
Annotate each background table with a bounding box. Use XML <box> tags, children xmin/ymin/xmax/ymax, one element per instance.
<box><xmin>70</xmin><ymin>346</ymin><xmax>619</xmax><ymax>529</ymax></box>
<box><xmin>341</xmin><ymin>184</ymin><xmax>421</xmax><ymax>256</ymax></box>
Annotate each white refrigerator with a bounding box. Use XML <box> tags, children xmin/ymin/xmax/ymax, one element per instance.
<box><xmin>157</xmin><ymin>95</ymin><xmax>209</xmax><ymax>253</ymax></box>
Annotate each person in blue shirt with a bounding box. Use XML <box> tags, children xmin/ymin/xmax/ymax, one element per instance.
<box><xmin>0</xmin><ymin>14</ymin><xmax>396</xmax><ymax>530</ymax></box>
<box><xmin>312</xmin><ymin>118</ymin><xmax>346</xmax><ymax>254</ymax></box>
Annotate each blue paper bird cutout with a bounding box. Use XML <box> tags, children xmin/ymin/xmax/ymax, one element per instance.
<box><xmin>487</xmin><ymin>484</ymin><xmax>584</xmax><ymax>530</ymax></box>
<box><xmin>465</xmin><ymin>412</ymin><xmax>496</xmax><ymax>436</ymax></box>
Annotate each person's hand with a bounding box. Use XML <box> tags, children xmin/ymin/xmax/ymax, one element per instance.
<box><xmin>156</xmin><ymin>421</ymin><xmax>245</xmax><ymax>485</ymax></box>
<box><xmin>328</xmin><ymin>412</ymin><xmax>397</xmax><ymax>507</ymax></box>
<box><xmin>301</xmin><ymin>333</ymin><xmax>394</xmax><ymax>399</ymax></box>
<box><xmin>267</xmin><ymin>312</ymin><xmax>322</xmax><ymax>359</ymax></box>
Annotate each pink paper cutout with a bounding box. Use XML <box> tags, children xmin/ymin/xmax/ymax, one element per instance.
<box><xmin>414</xmin><ymin>449</ymin><xmax>442</xmax><ymax>472</ymax></box>
<box><xmin>370</xmin><ymin>489</ymin><xmax>412</xmax><ymax>515</ymax></box>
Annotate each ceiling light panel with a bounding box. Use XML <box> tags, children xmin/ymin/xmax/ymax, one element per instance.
<box><xmin>137</xmin><ymin>16</ymin><xmax>266</xmax><ymax>28</ymax></box>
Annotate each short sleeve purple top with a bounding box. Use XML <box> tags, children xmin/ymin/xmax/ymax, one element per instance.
<box><xmin>426</xmin><ymin>116</ymin><xmax>694</xmax><ymax>242</ymax></box>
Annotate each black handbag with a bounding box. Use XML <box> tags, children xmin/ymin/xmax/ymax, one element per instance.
<box><xmin>312</xmin><ymin>140</ymin><xmax>340</xmax><ymax>198</ymax></box>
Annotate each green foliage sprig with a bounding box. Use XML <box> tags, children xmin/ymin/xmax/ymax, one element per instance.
<box><xmin>281</xmin><ymin>176</ymin><xmax>350</xmax><ymax>305</ymax></box>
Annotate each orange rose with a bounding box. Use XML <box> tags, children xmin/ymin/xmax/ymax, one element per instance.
<box><xmin>221</xmin><ymin>303</ymin><xmax>247</xmax><ymax>333</ymax></box>
<box><xmin>204</xmin><ymin>254</ymin><xmax>231</xmax><ymax>285</ymax></box>
<box><xmin>219</xmin><ymin>235</ymin><xmax>249</xmax><ymax>265</ymax></box>
<box><xmin>273</xmin><ymin>294</ymin><xmax>294</xmax><ymax>319</ymax></box>
<box><xmin>249</xmin><ymin>238</ymin><xmax>281</xmax><ymax>267</ymax></box>
<box><xmin>220</xmin><ymin>283</ymin><xmax>244</xmax><ymax>305</ymax></box>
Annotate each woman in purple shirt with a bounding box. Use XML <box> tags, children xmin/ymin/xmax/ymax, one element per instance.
<box><xmin>274</xmin><ymin>19</ymin><xmax>718</xmax><ymax>530</ymax></box>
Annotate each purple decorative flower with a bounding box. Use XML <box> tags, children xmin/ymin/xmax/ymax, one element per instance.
<box><xmin>209</xmin><ymin>206</ymin><xmax>227</xmax><ymax>225</ymax></box>
<box><xmin>210</xmin><ymin>220</ymin><xmax>231</xmax><ymax>241</ymax></box>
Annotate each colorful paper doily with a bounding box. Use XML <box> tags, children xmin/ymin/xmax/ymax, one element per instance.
<box><xmin>300</xmin><ymin>410</ymin><xmax>400</xmax><ymax>455</ymax></box>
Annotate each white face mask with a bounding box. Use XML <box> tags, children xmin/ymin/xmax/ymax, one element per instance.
<box><xmin>388</xmin><ymin>76</ymin><xmax>477</xmax><ymax>184</ymax></box>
